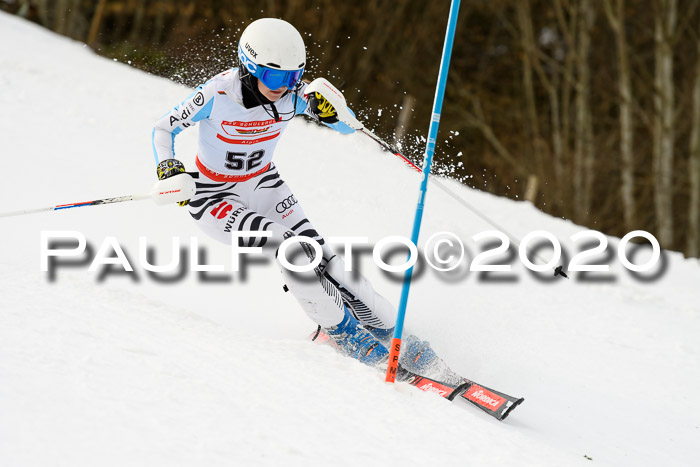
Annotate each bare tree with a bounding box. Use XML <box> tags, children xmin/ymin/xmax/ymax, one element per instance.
<box><xmin>552</xmin><ymin>0</ymin><xmax>580</xmax><ymax>215</ymax></box>
<box><xmin>515</xmin><ymin>0</ymin><xmax>544</xmax><ymax>180</ymax></box>
<box><xmin>573</xmin><ymin>0</ymin><xmax>596</xmax><ymax>221</ymax></box>
<box><xmin>582</xmin><ymin>0</ymin><xmax>597</xmax><ymax>221</ymax></box>
<box><xmin>87</xmin><ymin>0</ymin><xmax>108</xmax><ymax>46</ymax></box>
<box><xmin>547</xmin><ymin>0</ymin><xmax>581</xmax><ymax>213</ymax></box>
<box><xmin>53</xmin><ymin>0</ymin><xmax>69</xmax><ymax>35</ymax></box>
<box><xmin>603</xmin><ymin>0</ymin><xmax>636</xmax><ymax>231</ymax></box>
<box><xmin>65</xmin><ymin>0</ymin><xmax>83</xmax><ymax>40</ymax></box>
<box><xmin>152</xmin><ymin>1</ymin><xmax>170</xmax><ymax>45</ymax></box>
<box><xmin>516</xmin><ymin>0</ymin><xmax>574</xmax><ymax>207</ymax></box>
<box><xmin>457</xmin><ymin>93</ymin><xmax>531</xmax><ymax>179</ymax></box>
<box><xmin>129</xmin><ymin>0</ymin><xmax>147</xmax><ymax>43</ymax></box>
<box><xmin>688</xmin><ymin>15</ymin><xmax>700</xmax><ymax>257</ymax></box>
<box><xmin>652</xmin><ymin>0</ymin><xmax>677</xmax><ymax>248</ymax></box>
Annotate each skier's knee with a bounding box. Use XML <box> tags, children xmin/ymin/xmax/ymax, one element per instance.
<box><xmin>323</xmin><ymin>255</ymin><xmax>396</xmax><ymax>329</ymax></box>
<box><xmin>275</xmin><ymin>231</ymin><xmax>324</xmax><ymax>283</ymax></box>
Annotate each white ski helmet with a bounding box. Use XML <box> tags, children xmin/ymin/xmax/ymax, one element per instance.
<box><xmin>238</xmin><ymin>18</ymin><xmax>306</xmax><ymax>90</ymax></box>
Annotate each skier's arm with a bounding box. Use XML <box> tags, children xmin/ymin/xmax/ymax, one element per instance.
<box><xmin>294</xmin><ymin>81</ymin><xmax>355</xmax><ymax>135</ymax></box>
<box><xmin>152</xmin><ymin>81</ymin><xmax>216</xmax><ymax>163</ymax></box>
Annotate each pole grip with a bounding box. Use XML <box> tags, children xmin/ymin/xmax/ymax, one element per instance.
<box><xmin>384</xmin><ymin>338</ymin><xmax>402</xmax><ymax>382</ymax></box>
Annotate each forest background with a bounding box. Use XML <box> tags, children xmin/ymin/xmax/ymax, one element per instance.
<box><xmin>3</xmin><ymin>0</ymin><xmax>700</xmax><ymax>258</ymax></box>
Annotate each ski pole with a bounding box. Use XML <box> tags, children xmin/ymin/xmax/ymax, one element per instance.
<box><xmin>0</xmin><ymin>194</ymin><xmax>151</xmax><ymax>218</ymax></box>
<box><xmin>0</xmin><ymin>174</ymin><xmax>197</xmax><ymax>218</ymax></box>
<box><xmin>358</xmin><ymin>126</ymin><xmax>567</xmax><ymax>278</ymax></box>
<box><xmin>380</xmin><ymin>0</ymin><xmax>462</xmax><ymax>382</ymax></box>
<box><xmin>358</xmin><ymin>128</ymin><xmax>422</xmax><ymax>172</ymax></box>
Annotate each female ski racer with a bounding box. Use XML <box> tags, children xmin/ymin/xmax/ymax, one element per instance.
<box><xmin>152</xmin><ymin>18</ymin><xmax>447</xmax><ymax>376</ymax></box>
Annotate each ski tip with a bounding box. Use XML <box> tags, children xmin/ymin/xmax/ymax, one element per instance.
<box><xmin>499</xmin><ymin>397</ymin><xmax>525</xmax><ymax>421</ymax></box>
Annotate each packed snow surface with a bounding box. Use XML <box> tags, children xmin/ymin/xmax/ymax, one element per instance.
<box><xmin>1</xmin><ymin>12</ymin><xmax>699</xmax><ymax>466</ymax></box>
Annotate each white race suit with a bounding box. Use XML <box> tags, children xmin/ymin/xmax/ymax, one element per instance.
<box><xmin>152</xmin><ymin>69</ymin><xmax>396</xmax><ymax>329</ymax></box>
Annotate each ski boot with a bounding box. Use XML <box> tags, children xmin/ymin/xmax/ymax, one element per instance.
<box><xmin>324</xmin><ymin>307</ymin><xmax>389</xmax><ymax>366</ymax></box>
<box><xmin>366</xmin><ymin>327</ymin><xmax>463</xmax><ymax>384</ymax></box>
<box><xmin>365</xmin><ymin>327</ymin><xmax>437</xmax><ymax>372</ymax></box>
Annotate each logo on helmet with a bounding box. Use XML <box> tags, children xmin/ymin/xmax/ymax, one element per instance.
<box><xmin>244</xmin><ymin>42</ymin><xmax>258</xmax><ymax>58</ymax></box>
<box><xmin>239</xmin><ymin>45</ymin><xmax>258</xmax><ymax>74</ymax></box>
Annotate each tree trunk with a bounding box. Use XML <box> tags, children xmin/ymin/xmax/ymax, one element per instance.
<box><xmin>459</xmin><ymin>96</ymin><xmax>531</xmax><ymax>178</ymax></box>
<box><xmin>394</xmin><ymin>94</ymin><xmax>416</xmax><ymax>144</ymax></box>
<box><xmin>114</xmin><ymin>0</ymin><xmax>135</xmax><ymax>36</ymax></box>
<box><xmin>129</xmin><ymin>1</ymin><xmax>147</xmax><ymax>43</ymax></box>
<box><xmin>53</xmin><ymin>0</ymin><xmax>69</xmax><ymax>34</ymax></box>
<box><xmin>554</xmin><ymin>0</ymin><xmax>578</xmax><ymax>214</ymax></box>
<box><xmin>515</xmin><ymin>0</ymin><xmax>543</xmax><ymax>178</ymax></box>
<box><xmin>87</xmin><ymin>0</ymin><xmax>108</xmax><ymax>47</ymax></box>
<box><xmin>152</xmin><ymin>1</ymin><xmax>169</xmax><ymax>45</ymax></box>
<box><xmin>64</xmin><ymin>0</ymin><xmax>82</xmax><ymax>40</ymax></box>
<box><xmin>653</xmin><ymin>0</ymin><xmax>677</xmax><ymax>248</ymax></box>
<box><xmin>354</xmin><ymin>1</ymin><xmax>408</xmax><ymax>89</ymax></box>
<box><xmin>603</xmin><ymin>0</ymin><xmax>636</xmax><ymax>231</ymax></box>
<box><xmin>574</xmin><ymin>0</ymin><xmax>595</xmax><ymax>221</ymax></box>
<box><xmin>265</xmin><ymin>0</ymin><xmax>277</xmax><ymax>18</ymax></box>
<box><xmin>521</xmin><ymin>0</ymin><xmax>566</xmax><ymax>206</ymax></box>
<box><xmin>34</xmin><ymin>0</ymin><xmax>52</xmax><ymax>28</ymax></box>
<box><xmin>688</xmin><ymin>20</ymin><xmax>700</xmax><ymax>257</ymax></box>
<box><xmin>283</xmin><ymin>1</ymin><xmax>298</xmax><ymax>19</ymax></box>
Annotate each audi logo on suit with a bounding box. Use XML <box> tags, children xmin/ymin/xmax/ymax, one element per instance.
<box><xmin>276</xmin><ymin>195</ymin><xmax>297</xmax><ymax>213</ymax></box>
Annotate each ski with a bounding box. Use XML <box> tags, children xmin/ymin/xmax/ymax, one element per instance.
<box><xmin>308</xmin><ymin>328</ymin><xmax>524</xmax><ymax>421</ymax></box>
<box><xmin>396</xmin><ymin>368</ymin><xmax>524</xmax><ymax>421</ymax></box>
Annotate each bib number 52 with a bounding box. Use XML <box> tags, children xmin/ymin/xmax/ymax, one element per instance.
<box><xmin>225</xmin><ymin>150</ymin><xmax>265</xmax><ymax>171</ymax></box>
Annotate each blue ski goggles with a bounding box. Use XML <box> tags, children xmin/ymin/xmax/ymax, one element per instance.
<box><xmin>252</xmin><ymin>65</ymin><xmax>304</xmax><ymax>91</ymax></box>
<box><xmin>239</xmin><ymin>45</ymin><xmax>304</xmax><ymax>90</ymax></box>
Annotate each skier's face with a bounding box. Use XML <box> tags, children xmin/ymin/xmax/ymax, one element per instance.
<box><xmin>257</xmin><ymin>79</ymin><xmax>288</xmax><ymax>102</ymax></box>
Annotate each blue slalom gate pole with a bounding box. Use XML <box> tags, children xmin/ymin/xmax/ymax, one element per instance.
<box><xmin>385</xmin><ymin>0</ymin><xmax>461</xmax><ymax>382</ymax></box>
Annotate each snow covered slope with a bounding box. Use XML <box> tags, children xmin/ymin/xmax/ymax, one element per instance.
<box><xmin>1</xmin><ymin>12</ymin><xmax>699</xmax><ymax>466</ymax></box>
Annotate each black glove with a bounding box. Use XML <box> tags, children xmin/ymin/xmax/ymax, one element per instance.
<box><xmin>156</xmin><ymin>159</ymin><xmax>189</xmax><ymax>206</ymax></box>
<box><xmin>307</xmin><ymin>92</ymin><xmax>339</xmax><ymax>124</ymax></box>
